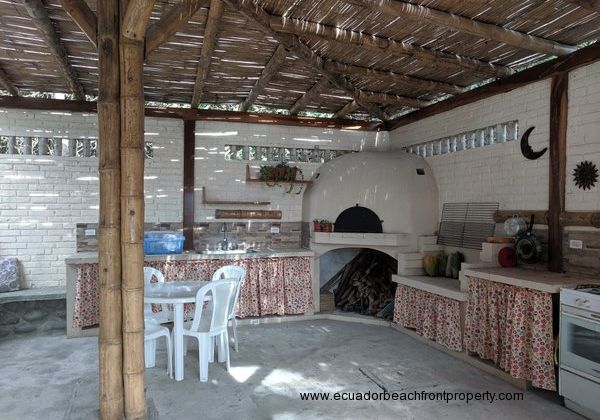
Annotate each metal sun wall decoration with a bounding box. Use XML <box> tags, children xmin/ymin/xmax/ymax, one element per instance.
<box><xmin>573</xmin><ymin>161</ymin><xmax>598</xmax><ymax>190</ymax></box>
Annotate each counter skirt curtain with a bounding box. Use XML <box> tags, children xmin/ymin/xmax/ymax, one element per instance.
<box><xmin>464</xmin><ymin>277</ymin><xmax>556</xmax><ymax>391</ymax></box>
<box><xmin>73</xmin><ymin>257</ymin><xmax>313</xmax><ymax>328</ymax></box>
<box><xmin>393</xmin><ymin>285</ymin><xmax>463</xmax><ymax>352</ymax></box>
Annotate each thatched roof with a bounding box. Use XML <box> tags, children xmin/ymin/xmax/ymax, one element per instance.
<box><xmin>1</xmin><ymin>0</ymin><xmax>599</xmax><ymax>122</ymax></box>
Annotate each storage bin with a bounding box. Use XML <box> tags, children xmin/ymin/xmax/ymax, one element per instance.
<box><xmin>144</xmin><ymin>231</ymin><xmax>184</xmax><ymax>255</ymax></box>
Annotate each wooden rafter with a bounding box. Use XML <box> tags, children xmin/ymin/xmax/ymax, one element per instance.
<box><xmin>239</xmin><ymin>44</ymin><xmax>287</xmax><ymax>112</ymax></box>
<box><xmin>333</xmin><ymin>101</ymin><xmax>360</xmax><ymax>119</ymax></box>
<box><xmin>191</xmin><ymin>0</ymin><xmax>223</xmax><ymax>108</ymax></box>
<box><xmin>289</xmin><ymin>77</ymin><xmax>330</xmax><ymax>115</ymax></box>
<box><xmin>386</xmin><ymin>42</ymin><xmax>600</xmax><ymax>130</ymax></box>
<box><xmin>269</xmin><ymin>15</ymin><xmax>513</xmax><ymax>78</ymax></box>
<box><xmin>357</xmin><ymin>90</ymin><xmax>431</xmax><ymax>108</ymax></box>
<box><xmin>59</xmin><ymin>0</ymin><xmax>98</xmax><ymax>48</ymax></box>
<box><xmin>349</xmin><ymin>0</ymin><xmax>577</xmax><ymax>56</ymax></box>
<box><xmin>145</xmin><ymin>0</ymin><xmax>210</xmax><ymax>56</ymax></box>
<box><xmin>224</xmin><ymin>0</ymin><xmax>389</xmax><ymax>121</ymax></box>
<box><xmin>0</xmin><ymin>66</ymin><xmax>18</xmax><ymax>96</ymax></box>
<box><xmin>323</xmin><ymin>61</ymin><xmax>466</xmax><ymax>95</ymax></box>
<box><xmin>122</xmin><ymin>0</ymin><xmax>157</xmax><ymax>40</ymax></box>
<box><xmin>566</xmin><ymin>0</ymin><xmax>600</xmax><ymax>12</ymax></box>
<box><xmin>22</xmin><ymin>0</ymin><xmax>85</xmax><ymax>100</ymax></box>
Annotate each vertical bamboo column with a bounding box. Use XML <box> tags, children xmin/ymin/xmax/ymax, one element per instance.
<box><xmin>120</xmin><ymin>29</ymin><xmax>147</xmax><ymax>420</ymax></box>
<box><xmin>97</xmin><ymin>0</ymin><xmax>124</xmax><ymax>418</ymax></box>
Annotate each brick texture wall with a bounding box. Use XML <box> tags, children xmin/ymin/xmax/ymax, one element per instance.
<box><xmin>389</xmin><ymin>62</ymin><xmax>600</xmax><ymax>275</ymax></box>
<box><xmin>0</xmin><ymin>111</ymin><xmax>377</xmax><ymax>288</ymax></box>
<box><xmin>0</xmin><ymin>110</ymin><xmax>183</xmax><ymax>288</ymax></box>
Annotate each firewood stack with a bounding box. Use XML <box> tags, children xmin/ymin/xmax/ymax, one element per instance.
<box><xmin>329</xmin><ymin>250</ymin><xmax>397</xmax><ymax>316</ymax></box>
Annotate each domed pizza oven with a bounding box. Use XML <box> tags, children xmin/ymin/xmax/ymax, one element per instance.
<box><xmin>302</xmin><ymin>151</ymin><xmax>439</xmax><ymax>239</ymax></box>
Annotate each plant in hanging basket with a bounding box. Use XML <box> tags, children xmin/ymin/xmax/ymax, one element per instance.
<box><xmin>258</xmin><ymin>162</ymin><xmax>304</xmax><ymax>194</ymax></box>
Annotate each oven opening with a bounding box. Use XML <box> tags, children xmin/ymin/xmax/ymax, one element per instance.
<box><xmin>334</xmin><ymin>205</ymin><xmax>383</xmax><ymax>233</ymax></box>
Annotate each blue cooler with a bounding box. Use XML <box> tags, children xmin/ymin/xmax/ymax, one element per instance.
<box><xmin>143</xmin><ymin>231</ymin><xmax>185</xmax><ymax>255</ymax></box>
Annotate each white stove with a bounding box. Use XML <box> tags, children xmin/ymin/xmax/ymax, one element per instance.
<box><xmin>559</xmin><ymin>286</ymin><xmax>600</xmax><ymax>419</ymax></box>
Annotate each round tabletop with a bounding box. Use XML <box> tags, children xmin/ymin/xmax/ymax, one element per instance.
<box><xmin>144</xmin><ymin>280</ymin><xmax>210</xmax><ymax>304</ymax></box>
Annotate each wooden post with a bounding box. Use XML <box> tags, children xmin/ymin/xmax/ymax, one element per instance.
<box><xmin>548</xmin><ymin>72</ymin><xmax>568</xmax><ymax>272</ymax></box>
<box><xmin>120</xmin><ymin>15</ymin><xmax>147</xmax><ymax>420</ymax></box>
<box><xmin>97</xmin><ymin>0</ymin><xmax>124</xmax><ymax>418</ymax></box>
<box><xmin>183</xmin><ymin>119</ymin><xmax>195</xmax><ymax>250</ymax></box>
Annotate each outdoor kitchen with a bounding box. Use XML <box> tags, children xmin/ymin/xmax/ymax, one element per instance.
<box><xmin>1</xmin><ymin>1</ymin><xmax>600</xmax><ymax>420</ymax></box>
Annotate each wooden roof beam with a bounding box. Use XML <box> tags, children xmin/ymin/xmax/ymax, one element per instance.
<box><xmin>145</xmin><ymin>0</ymin><xmax>210</xmax><ymax>56</ymax></box>
<box><xmin>239</xmin><ymin>44</ymin><xmax>287</xmax><ymax>112</ymax></box>
<box><xmin>123</xmin><ymin>0</ymin><xmax>157</xmax><ymax>40</ymax></box>
<box><xmin>333</xmin><ymin>101</ymin><xmax>360</xmax><ymax>119</ymax></box>
<box><xmin>0</xmin><ymin>66</ymin><xmax>18</xmax><ymax>96</ymax></box>
<box><xmin>323</xmin><ymin>61</ymin><xmax>466</xmax><ymax>95</ymax></box>
<box><xmin>289</xmin><ymin>77</ymin><xmax>330</xmax><ymax>115</ymax></box>
<box><xmin>357</xmin><ymin>90</ymin><xmax>432</xmax><ymax>108</ymax></box>
<box><xmin>269</xmin><ymin>15</ymin><xmax>512</xmax><ymax>78</ymax></box>
<box><xmin>349</xmin><ymin>0</ymin><xmax>576</xmax><ymax>56</ymax></box>
<box><xmin>59</xmin><ymin>0</ymin><xmax>98</xmax><ymax>48</ymax></box>
<box><xmin>566</xmin><ymin>0</ymin><xmax>600</xmax><ymax>12</ymax></box>
<box><xmin>191</xmin><ymin>0</ymin><xmax>223</xmax><ymax>109</ymax></box>
<box><xmin>22</xmin><ymin>0</ymin><xmax>85</xmax><ymax>100</ymax></box>
<box><xmin>224</xmin><ymin>0</ymin><xmax>389</xmax><ymax>121</ymax></box>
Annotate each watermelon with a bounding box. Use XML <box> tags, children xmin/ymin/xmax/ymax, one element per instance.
<box><xmin>437</xmin><ymin>253</ymin><xmax>448</xmax><ymax>277</ymax></box>
<box><xmin>423</xmin><ymin>254</ymin><xmax>438</xmax><ymax>277</ymax></box>
<box><xmin>450</xmin><ymin>252</ymin><xmax>465</xmax><ymax>279</ymax></box>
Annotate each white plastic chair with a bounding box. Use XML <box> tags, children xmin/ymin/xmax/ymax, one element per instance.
<box><xmin>144</xmin><ymin>318</ymin><xmax>173</xmax><ymax>378</ymax></box>
<box><xmin>212</xmin><ymin>265</ymin><xmax>246</xmax><ymax>352</ymax></box>
<box><xmin>182</xmin><ymin>279</ymin><xmax>238</xmax><ymax>382</ymax></box>
<box><xmin>143</xmin><ymin>267</ymin><xmax>171</xmax><ymax>324</ymax></box>
<box><xmin>143</xmin><ymin>267</ymin><xmax>173</xmax><ymax>377</ymax></box>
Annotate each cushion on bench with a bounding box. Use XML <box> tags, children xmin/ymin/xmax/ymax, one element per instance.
<box><xmin>0</xmin><ymin>257</ymin><xmax>20</xmax><ymax>293</ymax></box>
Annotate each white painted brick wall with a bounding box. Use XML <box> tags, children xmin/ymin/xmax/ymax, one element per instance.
<box><xmin>0</xmin><ymin>109</ymin><xmax>182</xmax><ymax>288</ymax></box>
<box><xmin>390</xmin><ymin>80</ymin><xmax>553</xmax><ymax>213</ymax></box>
<box><xmin>566</xmin><ymin>60</ymin><xmax>600</xmax><ymax>211</ymax></box>
<box><xmin>194</xmin><ymin>121</ymin><xmax>377</xmax><ymax>222</ymax></box>
<box><xmin>0</xmin><ymin>111</ymin><xmax>377</xmax><ymax>287</ymax></box>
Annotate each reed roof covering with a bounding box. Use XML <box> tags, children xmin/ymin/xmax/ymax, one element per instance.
<box><xmin>0</xmin><ymin>0</ymin><xmax>599</xmax><ymax>122</ymax></box>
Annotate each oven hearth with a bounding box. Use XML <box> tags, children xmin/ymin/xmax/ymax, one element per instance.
<box><xmin>322</xmin><ymin>249</ymin><xmax>397</xmax><ymax>317</ymax></box>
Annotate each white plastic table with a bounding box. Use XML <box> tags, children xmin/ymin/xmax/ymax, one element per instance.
<box><xmin>144</xmin><ymin>280</ymin><xmax>210</xmax><ymax>381</ymax></box>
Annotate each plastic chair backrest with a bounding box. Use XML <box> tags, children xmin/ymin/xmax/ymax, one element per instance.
<box><xmin>143</xmin><ymin>267</ymin><xmax>169</xmax><ymax>322</ymax></box>
<box><xmin>212</xmin><ymin>265</ymin><xmax>246</xmax><ymax>319</ymax></box>
<box><xmin>190</xmin><ymin>279</ymin><xmax>237</xmax><ymax>334</ymax></box>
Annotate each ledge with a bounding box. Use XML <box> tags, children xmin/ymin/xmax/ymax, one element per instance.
<box><xmin>392</xmin><ymin>275</ymin><xmax>466</xmax><ymax>301</ymax></box>
<box><xmin>0</xmin><ymin>287</ymin><xmax>66</xmax><ymax>304</ymax></box>
<box><xmin>313</xmin><ymin>232</ymin><xmax>410</xmax><ymax>247</ymax></box>
<box><xmin>462</xmin><ymin>267</ymin><xmax>598</xmax><ymax>293</ymax></box>
<box><xmin>65</xmin><ymin>248</ymin><xmax>314</xmax><ymax>265</ymax></box>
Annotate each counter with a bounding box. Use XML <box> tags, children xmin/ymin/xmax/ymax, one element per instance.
<box><xmin>463</xmin><ymin>266</ymin><xmax>597</xmax><ymax>391</ymax></box>
<box><xmin>66</xmin><ymin>249</ymin><xmax>314</xmax><ymax>337</ymax></box>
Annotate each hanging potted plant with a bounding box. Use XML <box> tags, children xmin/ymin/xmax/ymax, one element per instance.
<box><xmin>258</xmin><ymin>162</ymin><xmax>304</xmax><ymax>194</ymax></box>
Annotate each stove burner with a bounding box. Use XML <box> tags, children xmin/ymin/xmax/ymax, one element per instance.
<box><xmin>574</xmin><ymin>285</ymin><xmax>600</xmax><ymax>295</ymax></box>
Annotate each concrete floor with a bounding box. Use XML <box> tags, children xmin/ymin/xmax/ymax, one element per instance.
<box><xmin>0</xmin><ymin>320</ymin><xmax>583</xmax><ymax>420</ymax></box>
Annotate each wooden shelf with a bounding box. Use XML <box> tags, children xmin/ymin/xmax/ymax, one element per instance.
<box><xmin>201</xmin><ymin>186</ymin><xmax>270</xmax><ymax>205</ymax></box>
<box><xmin>245</xmin><ymin>165</ymin><xmax>312</xmax><ymax>185</ymax></box>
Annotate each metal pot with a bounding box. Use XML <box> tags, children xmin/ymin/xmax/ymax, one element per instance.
<box><xmin>504</xmin><ymin>215</ymin><xmax>527</xmax><ymax>236</ymax></box>
<box><xmin>516</xmin><ymin>214</ymin><xmax>543</xmax><ymax>263</ymax></box>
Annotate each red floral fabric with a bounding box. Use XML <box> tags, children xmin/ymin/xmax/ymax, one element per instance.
<box><xmin>393</xmin><ymin>285</ymin><xmax>463</xmax><ymax>351</ymax></box>
<box><xmin>464</xmin><ymin>277</ymin><xmax>556</xmax><ymax>391</ymax></box>
<box><xmin>74</xmin><ymin>257</ymin><xmax>313</xmax><ymax>328</ymax></box>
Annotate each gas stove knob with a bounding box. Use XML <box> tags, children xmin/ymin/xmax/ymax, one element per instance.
<box><xmin>575</xmin><ymin>298</ymin><xmax>590</xmax><ymax>307</ymax></box>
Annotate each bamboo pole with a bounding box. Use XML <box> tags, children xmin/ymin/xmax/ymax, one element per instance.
<box><xmin>120</xmin><ymin>24</ymin><xmax>147</xmax><ymax>420</ymax></box>
<box><xmin>97</xmin><ymin>0</ymin><xmax>124</xmax><ymax>418</ymax></box>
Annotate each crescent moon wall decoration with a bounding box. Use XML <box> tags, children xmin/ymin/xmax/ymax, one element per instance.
<box><xmin>520</xmin><ymin>126</ymin><xmax>548</xmax><ymax>160</ymax></box>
